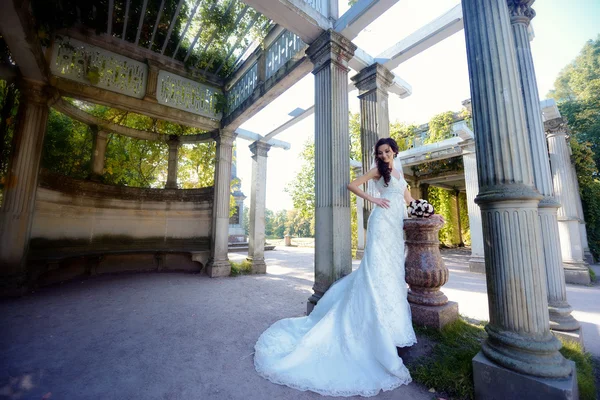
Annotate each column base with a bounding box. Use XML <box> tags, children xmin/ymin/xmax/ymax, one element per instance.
<box><xmin>469</xmin><ymin>256</ymin><xmax>485</xmax><ymax>274</ymax></box>
<box><xmin>563</xmin><ymin>262</ymin><xmax>591</xmax><ymax>285</ymax></box>
<box><xmin>205</xmin><ymin>259</ymin><xmax>231</xmax><ymax>278</ymax></box>
<box><xmin>409</xmin><ymin>301</ymin><xmax>459</xmax><ymax>330</ymax></box>
<box><xmin>583</xmin><ymin>250</ymin><xmax>595</xmax><ymax>266</ymax></box>
<box><xmin>473</xmin><ymin>352</ymin><xmax>577</xmax><ymax>400</ymax></box>
<box><xmin>552</xmin><ymin>328</ymin><xmax>585</xmax><ymax>349</ymax></box>
<box><xmin>549</xmin><ymin>304</ymin><xmax>581</xmax><ymax>332</ymax></box>
<box><xmin>355</xmin><ymin>249</ymin><xmax>364</xmax><ymax>260</ymax></box>
<box><xmin>307</xmin><ymin>292</ymin><xmax>322</xmax><ymax>315</ymax></box>
<box><xmin>247</xmin><ymin>257</ymin><xmax>266</xmax><ymax>274</ymax></box>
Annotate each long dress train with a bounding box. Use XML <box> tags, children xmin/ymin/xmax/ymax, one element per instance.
<box><xmin>254</xmin><ymin>174</ymin><xmax>416</xmax><ymax>397</ymax></box>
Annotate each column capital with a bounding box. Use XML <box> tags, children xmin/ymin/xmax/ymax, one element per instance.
<box><xmin>351</xmin><ymin>63</ymin><xmax>394</xmax><ymax>96</ymax></box>
<box><xmin>19</xmin><ymin>79</ymin><xmax>50</xmax><ymax>105</ymax></box>
<box><xmin>544</xmin><ymin>117</ymin><xmax>569</xmax><ymax>137</ymax></box>
<box><xmin>216</xmin><ymin>129</ymin><xmax>237</xmax><ymax>147</ymax></box>
<box><xmin>507</xmin><ymin>0</ymin><xmax>536</xmax><ymax>25</ymax></box>
<box><xmin>167</xmin><ymin>134</ymin><xmax>180</xmax><ymax>148</ymax></box>
<box><xmin>249</xmin><ymin>141</ymin><xmax>271</xmax><ymax>157</ymax></box>
<box><xmin>306</xmin><ymin>29</ymin><xmax>356</xmax><ymax>74</ymax></box>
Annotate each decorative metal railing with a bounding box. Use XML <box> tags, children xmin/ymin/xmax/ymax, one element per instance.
<box><xmin>302</xmin><ymin>0</ymin><xmax>329</xmax><ymax>17</ymax></box>
<box><xmin>51</xmin><ymin>38</ymin><xmax>147</xmax><ymax>99</ymax></box>
<box><xmin>265</xmin><ymin>30</ymin><xmax>305</xmax><ymax>80</ymax></box>
<box><xmin>157</xmin><ymin>71</ymin><xmax>221</xmax><ymax>119</ymax></box>
<box><xmin>226</xmin><ymin>62</ymin><xmax>258</xmax><ymax>115</ymax></box>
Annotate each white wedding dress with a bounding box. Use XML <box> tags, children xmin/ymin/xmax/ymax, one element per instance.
<box><xmin>254</xmin><ymin>173</ymin><xmax>416</xmax><ymax>397</ymax></box>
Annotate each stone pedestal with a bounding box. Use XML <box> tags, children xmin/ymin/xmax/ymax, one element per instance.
<box><xmin>0</xmin><ymin>80</ymin><xmax>49</xmax><ymax>286</ymax></box>
<box><xmin>306</xmin><ymin>30</ymin><xmax>356</xmax><ymax>314</ymax></box>
<box><xmin>284</xmin><ymin>235</ymin><xmax>292</xmax><ymax>247</ymax></box>
<box><xmin>165</xmin><ymin>136</ymin><xmax>180</xmax><ymax>189</ymax></box>
<box><xmin>463</xmin><ymin>0</ymin><xmax>571</xmax><ymax>385</ymax></box>
<box><xmin>546</xmin><ymin>117</ymin><xmax>590</xmax><ymax>285</ymax></box>
<box><xmin>247</xmin><ymin>141</ymin><xmax>270</xmax><ymax>274</ymax></box>
<box><xmin>206</xmin><ymin>130</ymin><xmax>235</xmax><ymax>278</ymax></box>
<box><xmin>90</xmin><ymin>127</ymin><xmax>108</xmax><ymax>180</ymax></box>
<box><xmin>510</xmin><ymin>1</ymin><xmax>580</xmax><ymax>332</ymax></box>
<box><xmin>473</xmin><ymin>352</ymin><xmax>578</xmax><ymax>400</ymax></box>
<box><xmin>404</xmin><ymin>218</ymin><xmax>458</xmax><ymax>329</ymax></box>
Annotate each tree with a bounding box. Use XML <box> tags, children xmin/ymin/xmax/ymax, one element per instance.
<box><xmin>0</xmin><ymin>80</ymin><xmax>19</xmax><ymax>205</ymax></box>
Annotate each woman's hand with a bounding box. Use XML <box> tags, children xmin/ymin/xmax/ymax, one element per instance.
<box><xmin>372</xmin><ymin>197</ymin><xmax>390</xmax><ymax>209</ymax></box>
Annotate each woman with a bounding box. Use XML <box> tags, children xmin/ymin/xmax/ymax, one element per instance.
<box><xmin>254</xmin><ymin>138</ymin><xmax>440</xmax><ymax>397</ymax></box>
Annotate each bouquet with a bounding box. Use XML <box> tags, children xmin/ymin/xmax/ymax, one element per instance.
<box><xmin>408</xmin><ymin>199</ymin><xmax>435</xmax><ymax>218</ymax></box>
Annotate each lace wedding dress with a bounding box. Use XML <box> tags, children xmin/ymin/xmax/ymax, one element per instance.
<box><xmin>254</xmin><ymin>174</ymin><xmax>416</xmax><ymax>397</ymax></box>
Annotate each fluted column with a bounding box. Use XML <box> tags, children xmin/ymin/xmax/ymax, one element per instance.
<box><xmin>350</xmin><ymin>63</ymin><xmax>394</xmax><ymax>215</ymax></box>
<box><xmin>570</xmin><ymin>158</ymin><xmax>594</xmax><ymax>264</ymax></box>
<box><xmin>247</xmin><ymin>141</ymin><xmax>270</xmax><ymax>274</ymax></box>
<box><xmin>306</xmin><ymin>30</ymin><xmax>356</xmax><ymax>314</ymax></box>
<box><xmin>546</xmin><ymin>117</ymin><xmax>590</xmax><ymax>284</ymax></box>
<box><xmin>90</xmin><ymin>127</ymin><xmax>109</xmax><ymax>180</ymax></box>
<box><xmin>207</xmin><ymin>130</ymin><xmax>236</xmax><ymax>277</ymax></box>
<box><xmin>0</xmin><ymin>80</ymin><xmax>49</xmax><ymax>282</ymax></box>
<box><xmin>462</xmin><ymin>150</ymin><xmax>485</xmax><ymax>273</ymax></box>
<box><xmin>351</xmin><ymin>164</ymin><xmax>365</xmax><ymax>260</ymax></box>
<box><xmin>462</xmin><ymin>0</ymin><xmax>570</xmax><ymax>382</ymax></box>
<box><xmin>509</xmin><ymin>0</ymin><xmax>580</xmax><ymax>332</ymax></box>
<box><xmin>165</xmin><ymin>136</ymin><xmax>180</xmax><ymax>189</ymax></box>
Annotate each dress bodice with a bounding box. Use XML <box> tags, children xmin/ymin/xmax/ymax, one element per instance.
<box><xmin>374</xmin><ymin>174</ymin><xmax>407</xmax><ymax>196</ymax></box>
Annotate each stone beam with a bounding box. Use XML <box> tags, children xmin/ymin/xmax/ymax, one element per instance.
<box><xmin>51</xmin><ymin>76</ymin><xmax>220</xmax><ymax>131</ymax></box>
<box><xmin>334</xmin><ymin>0</ymin><xmax>399</xmax><ymax>39</ymax></box>
<box><xmin>349</xmin><ymin>48</ymin><xmax>412</xmax><ymax>97</ymax></box>
<box><xmin>261</xmin><ymin>106</ymin><xmax>314</xmax><ymax>143</ymax></box>
<box><xmin>235</xmin><ymin>128</ymin><xmax>291</xmax><ymax>150</ymax></box>
<box><xmin>375</xmin><ymin>4</ymin><xmax>464</xmax><ymax>70</ymax></box>
<box><xmin>240</xmin><ymin>0</ymin><xmax>332</xmax><ymax>43</ymax></box>
<box><xmin>0</xmin><ymin>0</ymin><xmax>48</xmax><ymax>82</ymax></box>
<box><xmin>53</xmin><ymin>98</ymin><xmax>214</xmax><ymax>143</ymax></box>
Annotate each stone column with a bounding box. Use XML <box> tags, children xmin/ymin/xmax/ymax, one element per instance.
<box><xmin>165</xmin><ymin>136</ymin><xmax>180</xmax><ymax>189</ymax></box>
<box><xmin>206</xmin><ymin>130</ymin><xmax>236</xmax><ymax>277</ymax></box>
<box><xmin>351</xmin><ymin>164</ymin><xmax>365</xmax><ymax>260</ymax></box>
<box><xmin>454</xmin><ymin>190</ymin><xmax>464</xmax><ymax>246</ymax></box>
<box><xmin>570</xmin><ymin>159</ymin><xmax>594</xmax><ymax>264</ymax></box>
<box><xmin>462</xmin><ymin>150</ymin><xmax>485</xmax><ymax>273</ymax></box>
<box><xmin>90</xmin><ymin>127</ymin><xmax>109</xmax><ymax>180</ymax></box>
<box><xmin>351</xmin><ymin>64</ymin><xmax>394</xmax><ymax>212</ymax></box>
<box><xmin>462</xmin><ymin>0</ymin><xmax>571</xmax><ymax>392</ymax></box>
<box><xmin>545</xmin><ymin>117</ymin><xmax>590</xmax><ymax>284</ymax></box>
<box><xmin>306</xmin><ymin>30</ymin><xmax>356</xmax><ymax>314</ymax></box>
<box><xmin>509</xmin><ymin>0</ymin><xmax>580</xmax><ymax>333</ymax></box>
<box><xmin>419</xmin><ymin>183</ymin><xmax>429</xmax><ymax>202</ymax></box>
<box><xmin>247</xmin><ymin>141</ymin><xmax>270</xmax><ymax>274</ymax></box>
<box><xmin>0</xmin><ymin>80</ymin><xmax>49</xmax><ymax>285</ymax></box>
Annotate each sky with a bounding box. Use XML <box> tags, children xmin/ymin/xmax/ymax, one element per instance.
<box><xmin>234</xmin><ymin>0</ymin><xmax>600</xmax><ymax>212</ymax></box>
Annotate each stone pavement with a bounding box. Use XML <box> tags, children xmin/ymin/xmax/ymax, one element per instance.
<box><xmin>1</xmin><ymin>247</ymin><xmax>598</xmax><ymax>400</ymax></box>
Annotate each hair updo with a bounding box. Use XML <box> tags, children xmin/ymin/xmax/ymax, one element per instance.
<box><xmin>374</xmin><ymin>138</ymin><xmax>399</xmax><ymax>187</ymax></box>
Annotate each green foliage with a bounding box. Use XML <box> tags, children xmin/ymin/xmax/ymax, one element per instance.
<box><xmin>285</xmin><ymin>139</ymin><xmax>315</xmax><ymax>224</ymax></box>
<box><xmin>559</xmin><ymin>340</ymin><xmax>597</xmax><ymax>400</ymax></box>
<box><xmin>229</xmin><ymin>259</ymin><xmax>252</xmax><ymax>276</ymax></box>
<box><xmin>425</xmin><ymin>111</ymin><xmax>456</xmax><ymax>144</ymax></box>
<box><xmin>389</xmin><ymin>122</ymin><xmax>417</xmax><ymax>151</ymax></box>
<box><xmin>178</xmin><ymin>142</ymin><xmax>216</xmax><ymax>188</ymax></box>
<box><xmin>0</xmin><ymin>80</ymin><xmax>19</xmax><ymax>205</ymax></box>
<box><xmin>459</xmin><ymin>192</ymin><xmax>470</xmax><ymax>246</ymax></box>
<box><xmin>42</xmin><ymin>109</ymin><xmax>93</xmax><ymax>179</ymax></box>
<box><xmin>410</xmin><ymin>318</ymin><xmax>487</xmax><ymax>400</ymax></box>
<box><xmin>428</xmin><ymin>187</ymin><xmax>462</xmax><ymax>246</ymax></box>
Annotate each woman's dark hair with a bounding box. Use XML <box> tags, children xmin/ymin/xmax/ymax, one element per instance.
<box><xmin>374</xmin><ymin>138</ymin><xmax>399</xmax><ymax>187</ymax></box>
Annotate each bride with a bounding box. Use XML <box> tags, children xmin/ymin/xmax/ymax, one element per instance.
<box><xmin>254</xmin><ymin>137</ymin><xmax>441</xmax><ymax>397</ymax></box>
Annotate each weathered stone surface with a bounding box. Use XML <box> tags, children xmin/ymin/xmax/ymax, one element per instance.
<box><xmin>552</xmin><ymin>328</ymin><xmax>584</xmax><ymax>348</ymax></box>
<box><xmin>247</xmin><ymin>141</ymin><xmax>271</xmax><ymax>274</ymax></box>
<box><xmin>409</xmin><ymin>301</ymin><xmax>458</xmax><ymax>330</ymax></box>
<box><xmin>472</xmin><ymin>352</ymin><xmax>578</xmax><ymax>400</ymax></box>
<box><xmin>404</xmin><ymin>218</ymin><xmax>449</xmax><ymax>307</ymax></box>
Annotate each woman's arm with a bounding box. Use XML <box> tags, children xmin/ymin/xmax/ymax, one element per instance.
<box><xmin>404</xmin><ymin>187</ymin><xmax>415</xmax><ymax>204</ymax></box>
<box><xmin>347</xmin><ymin>168</ymin><xmax>390</xmax><ymax>209</ymax></box>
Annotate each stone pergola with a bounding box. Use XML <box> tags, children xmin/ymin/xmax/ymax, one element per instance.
<box><xmin>0</xmin><ymin>0</ymin><xmax>582</xmax><ymax>397</ymax></box>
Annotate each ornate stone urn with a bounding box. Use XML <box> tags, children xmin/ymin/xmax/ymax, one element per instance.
<box><xmin>403</xmin><ymin>217</ymin><xmax>458</xmax><ymax>329</ymax></box>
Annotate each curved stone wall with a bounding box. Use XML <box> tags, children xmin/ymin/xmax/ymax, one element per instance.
<box><xmin>28</xmin><ymin>170</ymin><xmax>214</xmax><ymax>284</ymax></box>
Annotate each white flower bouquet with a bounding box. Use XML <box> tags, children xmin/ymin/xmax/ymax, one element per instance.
<box><xmin>407</xmin><ymin>199</ymin><xmax>435</xmax><ymax>218</ymax></box>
